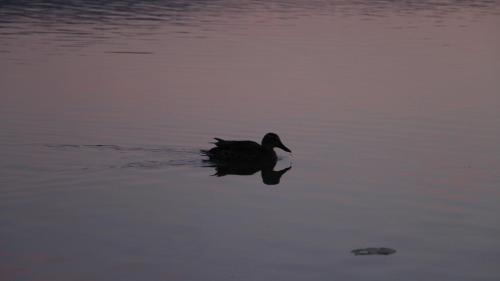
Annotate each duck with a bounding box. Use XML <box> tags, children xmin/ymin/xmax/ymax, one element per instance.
<box><xmin>202</xmin><ymin>132</ymin><xmax>292</xmax><ymax>162</ymax></box>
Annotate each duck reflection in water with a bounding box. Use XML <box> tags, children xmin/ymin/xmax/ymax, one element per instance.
<box><xmin>201</xmin><ymin>133</ymin><xmax>292</xmax><ymax>185</ymax></box>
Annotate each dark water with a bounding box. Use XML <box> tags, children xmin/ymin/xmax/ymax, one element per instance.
<box><xmin>1</xmin><ymin>1</ymin><xmax>500</xmax><ymax>280</ymax></box>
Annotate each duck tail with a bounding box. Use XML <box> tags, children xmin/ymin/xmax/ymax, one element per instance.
<box><xmin>212</xmin><ymin>138</ymin><xmax>226</xmax><ymax>146</ymax></box>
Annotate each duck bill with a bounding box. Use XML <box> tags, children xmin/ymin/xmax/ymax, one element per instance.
<box><xmin>277</xmin><ymin>142</ymin><xmax>292</xmax><ymax>153</ymax></box>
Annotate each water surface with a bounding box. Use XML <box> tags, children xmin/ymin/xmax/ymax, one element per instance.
<box><xmin>1</xmin><ymin>1</ymin><xmax>500</xmax><ymax>280</ymax></box>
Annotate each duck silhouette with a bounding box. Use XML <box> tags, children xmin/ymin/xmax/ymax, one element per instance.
<box><xmin>201</xmin><ymin>133</ymin><xmax>292</xmax><ymax>185</ymax></box>
<box><xmin>202</xmin><ymin>132</ymin><xmax>291</xmax><ymax>161</ymax></box>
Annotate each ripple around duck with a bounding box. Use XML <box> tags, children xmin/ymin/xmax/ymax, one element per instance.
<box><xmin>45</xmin><ymin>143</ymin><xmax>202</xmax><ymax>167</ymax></box>
<box><xmin>0</xmin><ymin>143</ymin><xmax>209</xmax><ymax>197</ymax></box>
<box><xmin>121</xmin><ymin>159</ymin><xmax>204</xmax><ymax>169</ymax></box>
<box><xmin>45</xmin><ymin>143</ymin><xmax>200</xmax><ymax>154</ymax></box>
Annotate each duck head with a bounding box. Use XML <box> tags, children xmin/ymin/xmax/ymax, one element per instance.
<box><xmin>261</xmin><ymin>133</ymin><xmax>292</xmax><ymax>153</ymax></box>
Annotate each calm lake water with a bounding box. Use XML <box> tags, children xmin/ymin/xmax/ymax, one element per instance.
<box><xmin>1</xmin><ymin>1</ymin><xmax>500</xmax><ymax>280</ymax></box>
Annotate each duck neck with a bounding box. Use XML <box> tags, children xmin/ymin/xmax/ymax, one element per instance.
<box><xmin>261</xmin><ymin>142</ymin><xmax>274</xmax><ymax>152</ymax></box>
<box><xmin>261</xmin><ymin>144</ymin><xmax>277</xmax><ymax>161</ymax></box>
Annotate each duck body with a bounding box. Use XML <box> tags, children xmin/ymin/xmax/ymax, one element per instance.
<box><xmin>202</xmin><ymin>132</ymin><xmax>291</xmax><ymax>163</ymax></box>
<box><xmin>205</xmin><ymin>139</ymin><xmax>276</xmax><ymax>162</ymax></box>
